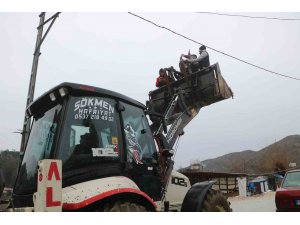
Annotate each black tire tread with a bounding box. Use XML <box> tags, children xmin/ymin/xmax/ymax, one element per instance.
<box><xmin>200</xmin><ymin>189</ymin><xmax>232</xmax><ymax>212</ymax></box>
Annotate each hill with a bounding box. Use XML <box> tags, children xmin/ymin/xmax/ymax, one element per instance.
<box><xmin>201</xmin><ymin>135</ymin><xmax>300</xmax><ymax>174</ymax></box>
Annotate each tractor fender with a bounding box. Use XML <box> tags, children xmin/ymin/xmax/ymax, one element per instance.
<box><xmin>62</xmin><ymin>176</ymin><xmax>156</xmax><ymax>211</ymax></box>
<box><xmin>181</xmin><ymin>180</ymin><xmax>216</xmax><ymax>212</ymax></box>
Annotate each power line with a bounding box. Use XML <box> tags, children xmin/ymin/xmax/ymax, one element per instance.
<box><xmin>196</xmin><ymin>12</ymin><xmax>300</xmax><ymax>21</ymax></box>
<box><xmin>128</xmin><ymin>12</ymin><xmax>300</xmax><ymax>81</ymax></box>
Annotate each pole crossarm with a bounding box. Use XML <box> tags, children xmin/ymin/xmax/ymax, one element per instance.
<box><xmin>37</xmin><ymin>12</ymin><xmax>60</xmax><ymax>29</ymax></box>
<box><xmin>34</xmin><ymin>12</ymin><xmax>61</xmax><ymax>55</ymax></box>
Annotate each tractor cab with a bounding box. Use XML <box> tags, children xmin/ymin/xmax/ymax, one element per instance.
<box><xmin>13</xmin><ymin>83</ymin><xmax>162</xmax><ymax>208</ymax></box>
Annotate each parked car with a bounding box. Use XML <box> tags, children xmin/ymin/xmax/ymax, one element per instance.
<box><xmin>275</xmin><ymin>169</ymin><xmax>300</xmax><ymax>212</ymax></box>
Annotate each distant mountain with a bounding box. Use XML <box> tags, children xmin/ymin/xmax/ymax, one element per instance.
<box><xmin>201</xmin><ymin>135</ymin><xmax>300</xmax><ymax>174</ymax></box>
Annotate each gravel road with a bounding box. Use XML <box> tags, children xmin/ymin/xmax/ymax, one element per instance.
<box><xmin>228</xmin><ymin>191</ymin><xmax>276</xmax><ymax>212</ymax></box>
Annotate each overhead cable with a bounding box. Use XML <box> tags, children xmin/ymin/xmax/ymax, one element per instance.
<box><xmin>128</xmin><ymin>12</ymin><xmax>300</xmax><ymax>81</ymax></box>
<box><xmin>196</xmin><ymin>12</ymin><xmax>300</xmax><ymax>21</ymax></box>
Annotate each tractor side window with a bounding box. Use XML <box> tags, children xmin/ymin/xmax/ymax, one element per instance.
<box><xmin>14</xmin><ymin>103</ymin><xmax>62</xmax><ymax>195</ymax></box>
<box><xmin>57</xmin><ymin>96</ymin><xmax>122</xmax><ymax>172</ymax></box>
<box><xmin>121</xmin><ymin>102</ymin><xmax>157</xmax><ymax>165</ymax></box>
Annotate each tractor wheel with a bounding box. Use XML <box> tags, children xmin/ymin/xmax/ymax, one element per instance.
<box><xmin>200</xmin><ymin>189</ymin><xmax>232</xmax><ymax>212</ymax></box>
<box><xmin>103</xmin><ymin>200</ymin><xmax>147</xmax><ymax>212</ymax></box>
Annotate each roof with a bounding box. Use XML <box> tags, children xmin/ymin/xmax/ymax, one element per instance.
<box><xmin>181</xmin><ymin>171</ymin><xmax>247</xmax><ymax>178</ymax></box>
<box><xmin>27</xmin><ymin>82</ymin><xmax>146</xmax><ymax>116</ymax></box>
<box><xmin>287</xmin><ymin>169</ymin><xmax>300</xmax><ymax>173</ymax></box>
<box><xmin>250</xmin><ymin>179</ymin><xmax>268</xmax><ymax>183</ymax></box>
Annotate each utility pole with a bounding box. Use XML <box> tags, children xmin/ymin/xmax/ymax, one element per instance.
<box><xmin>20</xmin><ymin>12</ymin><xmax>60</xmax><ymax>155</ymax></box>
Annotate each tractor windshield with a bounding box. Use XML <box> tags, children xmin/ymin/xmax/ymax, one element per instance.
<box><xmin>14</xmin><ymin>103</ymin><xmax>62</xmax><ymax>195</ymax></box>
<box><xmin>56</xmin><ymin>96</ymin><xmax>122</xmax><ymax>173</ymax></box>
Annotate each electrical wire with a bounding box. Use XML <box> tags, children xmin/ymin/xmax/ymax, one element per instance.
<box><xmin>196</xmin><ymin>12</ymin><xmax>300</xmax><ymax>21</ymax></box>
<box><xmin>128</xmin><ymin>12</ymin><xmax>300</xmax><ymax>81</ymax></box>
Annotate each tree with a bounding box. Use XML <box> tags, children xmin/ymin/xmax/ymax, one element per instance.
<box><xmin>0</xmin><ymin>150</ymin><xmax>19</xmax><ymax>187</ymax></box>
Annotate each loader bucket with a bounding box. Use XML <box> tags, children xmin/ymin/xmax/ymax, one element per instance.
<box><xmin>147</xmin><ymin>63</ymin><xmax>233</xmax><ymax>124</ymax></box>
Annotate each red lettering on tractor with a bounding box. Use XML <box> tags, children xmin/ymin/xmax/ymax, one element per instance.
<box><xmin>48</xmin><ymin>162</ymin><xmax>61</xmax><ymax>181</ymax></box>
<box><xmin>46</xmin><ymin>187</ymin><xmax>61</xmax><ymax>207</ymax></box>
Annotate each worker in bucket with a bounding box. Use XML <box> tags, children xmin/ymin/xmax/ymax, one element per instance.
<box><xmin>155</xmin><ymin>68</ymin><xmax>174</xmax><ymax>87</ymax></box>
<box><xmin>181</xmin><ymin>45</ymin><xmax>210</xmax><ymax>72</ymax></box>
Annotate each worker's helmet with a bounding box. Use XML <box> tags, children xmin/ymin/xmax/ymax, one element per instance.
<box><xmin>199</xmin><ymin>45</ymin><xmax>206</xmax><ymax>50</ymax></box>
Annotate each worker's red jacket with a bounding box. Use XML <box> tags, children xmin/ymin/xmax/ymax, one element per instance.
<box><xmin>156</xmin><ymin>76</ymin><xmax>161</xmax><ymax>87</ymax></box>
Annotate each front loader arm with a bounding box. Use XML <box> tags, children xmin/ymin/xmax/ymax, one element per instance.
<box><xmin>147</xmin><ymin>63</ymin><xmax>233</xmax><ymax>149</ymax></box>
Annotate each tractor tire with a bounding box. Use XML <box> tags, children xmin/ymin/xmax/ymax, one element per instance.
<box><xmin>103</xmin><ymin>200</ymin><xmax>147</xmax><ymax>212</ymax></box>
<box><xmin>200</xmin><ymin>189</ymin><xmax>232</xmax><ymax>212</ymax></box>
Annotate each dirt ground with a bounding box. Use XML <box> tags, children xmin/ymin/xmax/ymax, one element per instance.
<box><xmin>228</xmin><ymin>191</ymin><xmax>276</xmax><ymax>212</ymax></box>
<box><xmin>0</xmin><ymin>191</ymin><xmax>277</xmax><ymax>212</ymax></box>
